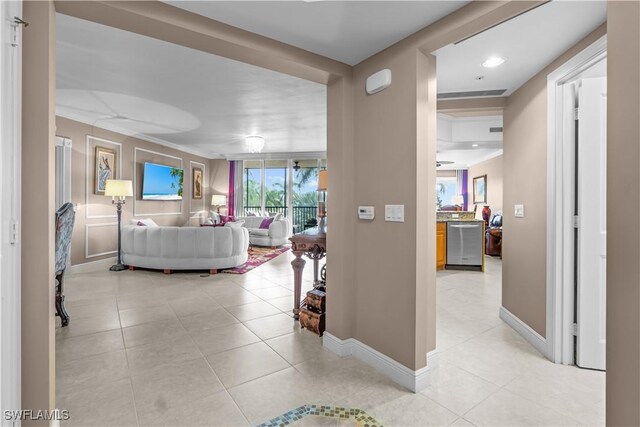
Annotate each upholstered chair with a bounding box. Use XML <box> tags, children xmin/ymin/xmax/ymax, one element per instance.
<box><xmin>55</xmin><ymin>202</ymin><xmax>75</xmax><ymax>326</ymax></box>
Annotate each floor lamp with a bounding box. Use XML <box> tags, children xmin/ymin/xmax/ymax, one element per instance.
<box><xmin>105</xmin><ymin>179</ymin><xmax>133</xmax><ymax>271</ymax></box>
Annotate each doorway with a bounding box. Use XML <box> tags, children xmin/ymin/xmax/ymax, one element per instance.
<box><xmin>546</xmin><ymin>36</ymin><xmax>607</xmax><ymax>369</ymax></box>
<box><xmin>550</xmin><ymin>51</ymin><xmax>607</xmax><ymax>371</ymax></box>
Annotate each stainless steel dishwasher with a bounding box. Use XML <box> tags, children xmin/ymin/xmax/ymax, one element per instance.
<box><xmin>446</xmin><ymin>221</ymin><xmax>483</xmax><ymax>269</ymax></box>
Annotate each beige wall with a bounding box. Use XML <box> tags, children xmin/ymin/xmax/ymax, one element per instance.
<box><xmin>55</xmin><ymin>117</ymin><xmax>222</xmax><ymax>266</ymax></box>
<box><xmin>22</xmin><ymin>0</ymin><xmax>56</xmax><ymax>419</ymax></box>
<box><xmin>468</xmin><ymin>155</ymin><xmax>503</xmax><ymax>219</ymax></box>
<box><xmin>606</xmin><ymin>1</ymin><xmax>640</xmax><ymax>424</ymax></box>
<box><xmin>351</xmin><ymin>48</ymin><xmax>437</xmax><ymax>370</ymax></box>
<box><xmin>502</xmin><ymin>24</ymin><xmax>606</xmax><ymax>337</ymax></box>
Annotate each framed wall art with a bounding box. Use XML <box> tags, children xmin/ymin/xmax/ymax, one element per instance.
<box><xmin>94</xmin><ymin>146</ymin><xmax>116</xmax><ymax>195</ymax></box>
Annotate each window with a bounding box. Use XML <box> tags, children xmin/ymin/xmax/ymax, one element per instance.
<box><xmin>243</xmin><ymin>160</ymin><xmax>262</xmax><ymax>215</ymax></box>
<box><xmin>240</xmin><ymin>159</ymin><xmax>325</xmax><ymax>232</ymax></box>
<box><xmin>293</xmin><ymin>160</ymin><xmax>319</xmax><ymax>230</ymax></box>
<box><xmin>436</xmin><ymin>176</ymin><xmax>457</xmax><ymax>209</ymax></box>
<box><xmin>265</xmin><ymin>160</ymin><xmax>288</xmax><ymax>217</ymax></box>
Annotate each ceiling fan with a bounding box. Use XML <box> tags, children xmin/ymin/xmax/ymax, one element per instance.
<box><xmin>436</xmin><ymin>160</ymin><xmax>454</xmax><ymax>167</ymax></box>
<box><xmin>293</xmin><ymin>161</ymin><xmax>301</xmax><ymax>171</ymax></box>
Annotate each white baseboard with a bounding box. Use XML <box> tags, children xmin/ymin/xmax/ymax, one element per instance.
<box><xmin>323</xmin><ymin>332</ymin><xmax>434</xmax><ymax>392</ymax></box>
<box><xmin>500</xmin><ymin>306</ymin><xmax>548</xmax><ymax>356</ymax></box>
<box><xmin>68</xmin><ymin>257</ymin><xmax>116</xmax><ymax>275</ymax></box>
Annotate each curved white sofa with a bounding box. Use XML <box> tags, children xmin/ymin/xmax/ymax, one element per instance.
<box><xmin>121</xmin><ymin>225</ymin><xmax>249</xmax><ymax>272</ymax></box>
<box><xmin>236</xmin><ymin>216</ymin><xmax>292</xmax><ymax>247</ymax></box>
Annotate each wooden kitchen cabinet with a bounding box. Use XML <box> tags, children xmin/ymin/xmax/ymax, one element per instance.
<box><xmin>436</xmin><ymin>222</ymin><xmax>446</xmax><ymax>270</ymax></box>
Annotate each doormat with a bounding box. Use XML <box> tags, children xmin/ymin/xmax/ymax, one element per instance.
<box><xmin>223</xmin><ymin>245</ymin><xmax>290</xmax><ymax>274</ymax></box>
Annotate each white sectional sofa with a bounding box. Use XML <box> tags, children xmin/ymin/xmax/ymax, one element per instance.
<box><xmin>236</xmin><ymin>215</ymin><xmax>292</xmax><ymax>247</ymax></box>
<box><xmin>121</xmin><ymin>225</ymin><xmax>249</xmax><ymax>273</ymax></box>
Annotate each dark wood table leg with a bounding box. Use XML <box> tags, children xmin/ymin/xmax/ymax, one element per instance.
<box><xmin>313</xmin><ymin>258</ymin><xmax>319</xmax><ymax>284</ymax></box>
<box><xmin>291</xmin><ymin>250</ymin><xmax>306</xmax><ymax>320</ymax></box>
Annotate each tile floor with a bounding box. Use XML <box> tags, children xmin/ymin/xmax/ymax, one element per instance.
<box><xmin>57</xmin><ymin>254</ymin><xmax>604</xmax><ymax>426</ymax></box>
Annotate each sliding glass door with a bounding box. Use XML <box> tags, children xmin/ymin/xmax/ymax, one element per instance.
<box><xmin>265</xmin><ymin>160</ymin><xmax>288</xmax><ymax>218</ymax></box>
<box><xmin>240</xmin><ymin>159</ymin><xmax>324</xmax><ymax>232</ymax></box>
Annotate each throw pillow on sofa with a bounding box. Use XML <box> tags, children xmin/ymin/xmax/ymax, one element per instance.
<box><xmin>259</xmin><ymin>217</ymin><xmax>274</xmax><ymax>229</ymax></box>
<box><xmin>129</xmin><ymin>218</ymin><xmax>159</xmax><ymax>227</ymax></box>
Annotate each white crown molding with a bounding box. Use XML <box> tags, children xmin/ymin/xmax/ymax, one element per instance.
<box><xmin>323</xmin><ymin>333</ymin><xmax>434</xmax><ymax>392</ymax></box>
<box><xmin>58</xmin><ymin>110</ymin><xmax>219</xmax><ymax>159</ymax></box>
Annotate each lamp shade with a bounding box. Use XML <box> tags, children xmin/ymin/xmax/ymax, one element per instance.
<box><xmin>452</xmin><ymin>195</ymin><xmax>464</xmax><ymax>206</ymax></box>
<box><xmin>318</xmin><ymin>169</ymin><xmax>327</xmax><ymax>191</ymax></box>
<box><xmin>211</xmin><ymin>194</ymin><xmax>227</xmax><ymax>206</ymax></box>
<box><xmin>104</xmin><ymin>180</ymin><xmax>133</xmax><ymax>197</ymax></box>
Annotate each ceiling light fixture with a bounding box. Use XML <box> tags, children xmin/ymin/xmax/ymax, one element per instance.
<box><xmin>472</xmin><ymin>144</ymin><xmax>479</xmax><ymax>147</ymax></box>
<box><xmin>482</xmin><ymin>57</ymin><xmax>505</xmax><ymax>68</ymax></box>
<box><xmin>245</xmin><ymin>136</ymin><xmax>265</xmax><ymax>153</ymax></box>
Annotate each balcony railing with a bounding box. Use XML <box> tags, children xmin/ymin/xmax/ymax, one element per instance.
<box><xmin>243</xmin><ymin>206</ymin><xmax>317</xmax><ymax>233</ymax></box>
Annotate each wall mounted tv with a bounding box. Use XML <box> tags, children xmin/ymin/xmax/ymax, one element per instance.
<box><xmin>142</xmin><ymin>162</ymin><xmax>184</xmax><ymax>201</ymax></box>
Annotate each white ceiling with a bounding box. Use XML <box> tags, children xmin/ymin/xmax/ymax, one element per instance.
<box><xmin>437</xmin><ymin>114</ymin><xmax>503</xmax><ymax>170</ymax></box>
<box><xmin>166</xmin><ymin>1</ymin><xmax>469</xmax><ymax>66</ymax></box>
<box><xmin>56</xmin><ymin>14</ymin><xmax>327</xmax><ymax>159</ymax></box>
<box><xmin>434</xmin><ymin>1</ymin><xmax>607</xmax><ymax>97</ymax></box>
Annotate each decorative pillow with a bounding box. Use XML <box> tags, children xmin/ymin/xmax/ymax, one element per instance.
<box><xmin>259</xmin><ymin>217</ymin><xmax>274</xmax><ymax>229</ymax></box>
<box><xmin>273</xmin><ymin>213</ymin><xmax>283</xmax><ymax>221</ymax></box>
<box><xmin>219</xmin><ymin>215</ymin><xmax>235</xmax><ymax>224</ymax></box>
<box><xmin>130</xmin><ymin>218</ymin><xmax>158</xmax><ymax>227</ymax></box>
<box><xmin>224</xmin><ymin>220</ymin><xmax>245</xmax><ymax>228</ymax></box>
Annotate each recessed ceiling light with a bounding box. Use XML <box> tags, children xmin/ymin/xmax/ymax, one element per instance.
<box><xmin>482</xmin><ymin>57</ymin><xmax>505</xmax><ymax>68</ymax></box>
<box><xmin>472</xmin><ymin>144</ymin><xmax>479</xmax><ymax>147</ymax></box>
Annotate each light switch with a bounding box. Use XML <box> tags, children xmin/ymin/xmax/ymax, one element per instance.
<box><xmin>514</xmin><ymin>204</ymin><xmax>525</xmax><ymax>218</ymax></box>
<box><xmin>385</xmin><ymin>205</ymin><xmax>404</xmax><ymax>222</ymax></box>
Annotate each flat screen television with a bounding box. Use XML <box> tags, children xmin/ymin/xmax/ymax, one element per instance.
<box><xmin>142</xmin><ymin>162</ymin><xmax>184</xmax><ymax>201</ymax></box>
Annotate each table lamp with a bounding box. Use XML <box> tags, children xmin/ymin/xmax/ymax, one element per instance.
<box><xmin>105</xmin><ymin>179</ymin><xmax>133</xmax><ymax>271</ymax></box>
<box><xmin>211</xmin><ymin>194</ymin><xmax>227</xmax><ymax>213</ymax></box>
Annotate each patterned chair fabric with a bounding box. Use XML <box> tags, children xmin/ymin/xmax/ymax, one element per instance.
<box><xmin>55</xmin><ymin>202</ymin><xmax>75</xmax><ymax>327</ymax></box>
<box><xmin>55</xmin><ymin>202</ymin><xmax>75</xmax><ymax>274</ymax></box>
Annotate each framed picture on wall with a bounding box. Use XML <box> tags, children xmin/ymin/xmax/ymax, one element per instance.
<box><xmin>473</xmin><ymin>174</ymin><xmax>487</xmax><ymax>204</ymax></box>
<box><xmin>192</xmin><ymin>167</ymin><xmax>203</xmax><ymax>199</ymax></box>
<box><xmin>94</xmin><ymin>146</ymin><xmax>117</xmax><ymax>195</ymax></box>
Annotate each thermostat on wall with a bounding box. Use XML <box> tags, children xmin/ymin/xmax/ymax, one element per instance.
<box><xmin>358</xmin><ymin>206</ymin><xmax>375</xmax><ymax>220</ymax></box>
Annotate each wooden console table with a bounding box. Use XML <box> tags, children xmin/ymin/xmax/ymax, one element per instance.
<box><xmin>289</xmin><ymin>227</ymin><xmax>326</xmax><ymax>320</ymax></box>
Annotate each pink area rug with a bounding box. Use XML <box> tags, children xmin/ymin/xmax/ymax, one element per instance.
<box><xmin>223</xmin><ymin>246</ymin><xmax>290</xmax><ymax>274</ymax></box>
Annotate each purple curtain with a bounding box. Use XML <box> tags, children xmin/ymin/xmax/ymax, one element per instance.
<box><xmin>228</xmin><ymin>160</ymin><xmax>235</xmax><ymax>216</ymax></box>
<box><xmin>461</xmin><ymin>170</ymin><xmax>469</xmax><ymax>211</ymax></box>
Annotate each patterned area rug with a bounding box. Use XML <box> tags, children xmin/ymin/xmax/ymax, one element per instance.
<box><xmin>223</xmin><ymin>245</ymin><xmax>290</xmax><ymax>274</ymax></box>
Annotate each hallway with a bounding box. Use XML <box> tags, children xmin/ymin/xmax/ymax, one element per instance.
<box><xmin>435</xmin><ymin>257</ymin><xmax>605</xmax><ymax>425</ymax></box>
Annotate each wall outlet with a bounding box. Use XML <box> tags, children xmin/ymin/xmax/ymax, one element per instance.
<box><xmin>514</xmin><ymin>204</ymin><xmax>525</xmax><ymax>218</ymax></box>
<box><xmin>385</xmin><ymin>205</ymin><xmax>404</xmax><ymax>222</ymax></box>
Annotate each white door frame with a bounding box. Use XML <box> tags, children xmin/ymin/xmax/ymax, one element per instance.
<box><xmin>0</xmin><ymin>0</ymin><xmax>23</xmax><ymax>420</ymax></box>
<box><xmin>546</xmin><ymin>35</ymin><xmax>607</xmax><ymax>364</ymax></box>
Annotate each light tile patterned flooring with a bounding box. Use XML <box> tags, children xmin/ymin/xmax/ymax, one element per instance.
<box><xmin>57</xmin><ymin>254</ymin><xmax>604</xmax><ymax>426</ymax></box>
